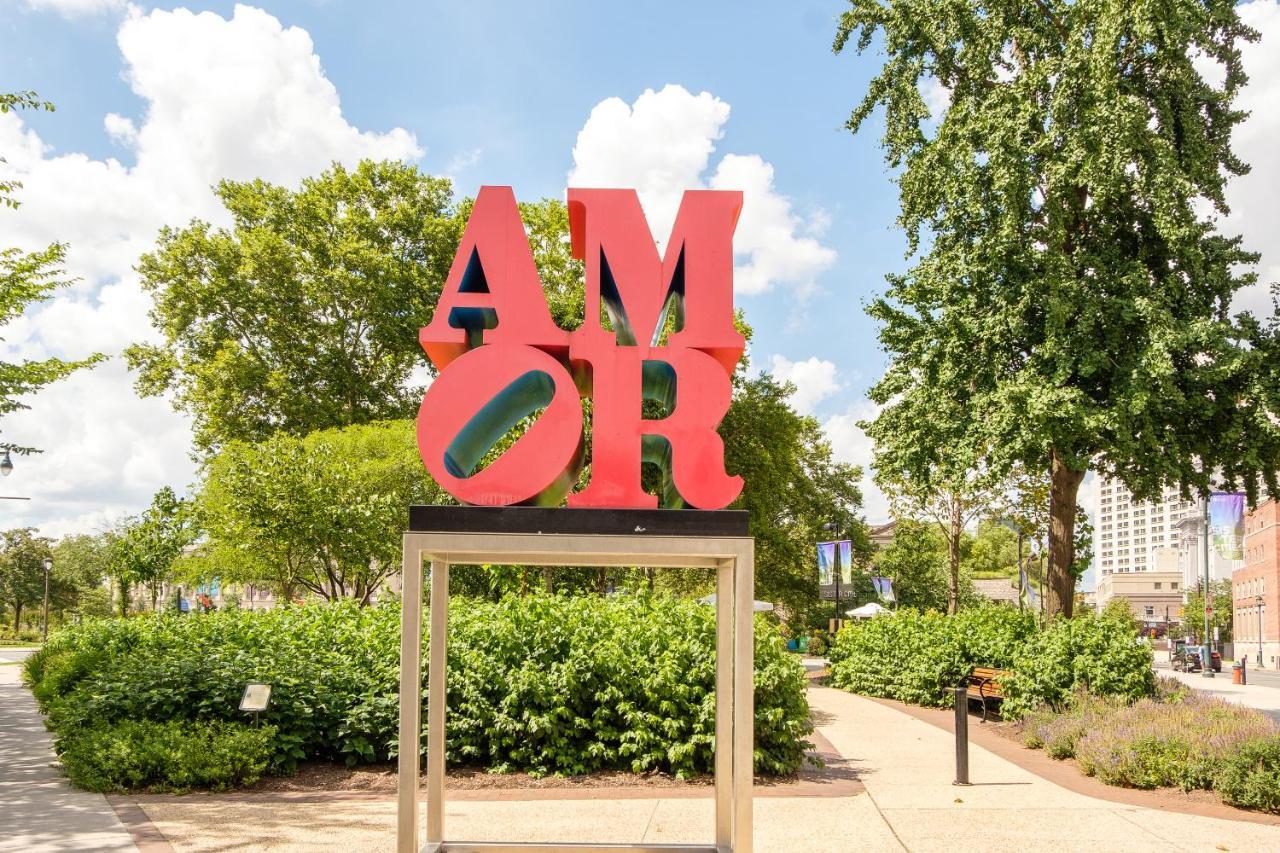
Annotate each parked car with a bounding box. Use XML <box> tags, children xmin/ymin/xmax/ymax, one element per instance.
<box><xmin>1172</xmin><ymin>646</ymin><xmax>1223</xmax><ymax>673</ymax></box>
<box><xmin>1172</xmin><ymin>647</ymin><xmax>1201</xmax><ymax>672</ymax></box>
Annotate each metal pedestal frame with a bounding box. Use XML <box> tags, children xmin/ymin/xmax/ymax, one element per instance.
<box><xmin>396</xmin><ymin>531</ymin><xmax>755</xmax><ymax>853</ymax></box>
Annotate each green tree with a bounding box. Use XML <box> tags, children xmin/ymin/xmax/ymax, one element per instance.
<box><xmin>194</xmin><ymin>419</ymin><xmax>443</xmax><ymax>604</ymax></box>
<box><xmin>1</xmin><ymin>91</ymin><xmax>102</xmax><ymax>455</ymax></box>
<box><xmin>836</xmin><ymin>2</ymin><xmax>1280</xmax><ymax>616</ymax></box>
<box><xmin>48</xmin><ymin>533</ymin><xmax>113</xmax><ymax>623</ymax></box>
<box><xmin>126</xmin><ymin>160</ymin><xmax>462</xmax><ymax>454</ymax></box>
<box><xmin>110</xmin><ymin>488</ymin><xmax>193</xmax><ymax>613</ymax></box>
<box><xmin>1184</xmin><ymin>578</ymin><xmax>1233</xmax><ymax>643</ymax></box>
<box><xmin>721</xmin><ymin>369</ymin><xmax>868</xmax><ymax>619</ymax></box>
<box><xmin>870</xmin><ymin>519</ymin><xmax>952</xmax><ymax>611</ymax></box>
<box><xmin>0</xmin><ymin>528</ymin><xmax>52</xmax><ymax>631</ymax></box>
<box><xmin>964</xmin><ymin>520</ymin><xmax>1019</xmax><ymax>578</ymax></box>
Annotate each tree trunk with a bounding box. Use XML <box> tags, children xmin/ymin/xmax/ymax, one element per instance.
<box><xmin>946</xmin><ymin>495</ymin><xmax>962</xmax><ymax>615</ymax></box>
<box><xmin>1047</xmin><ymin>450</ymin><xmax>1086</xmax><ymax>618</ymax></box>
<box><xmin>12</xmin><ymin>602</ymin><xmax>21</xmax><ymax>632</ymax></box>
<box><xmin>542</xmin><ymin>567</ymin><xmax>554</xmax><ymax>594</ymax></box>
<box><xmin>596</xmin><ymin>568</ymin><xmax>608</xmax><ymax>595</ymax></box>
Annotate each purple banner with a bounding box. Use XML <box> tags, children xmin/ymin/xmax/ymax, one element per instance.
<box><xmin>1209</xmin><ymin>492</ymin><xmax>1245</xmax><ymax>561</ymax></box>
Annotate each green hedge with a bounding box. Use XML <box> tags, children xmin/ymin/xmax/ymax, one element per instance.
<box><xmin>826</xmin><ymin>606</ymin><xmax>1154</xmax><ymax>714</ymax></box>
<box><xmin>59</xmin><ymin>719</ymin><xmax>276</xmax><ymax>793</ymax></box>
<box><xmin>25</xmin><ymin>596</ymin><xmax>811</xmax><ymax>785</ymax></box>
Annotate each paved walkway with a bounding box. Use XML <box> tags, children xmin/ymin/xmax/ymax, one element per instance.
<box><xmin>0</xmin><ymin>663</ymin><xmax>136</xmax><ymax>852</ymax></box>
<box><xmin>6</xmin><ymin>659</ymin><xmax>1280</xmax><ymax>851</ymax></box>
<box><xmin>1156</xmin><ymin>664</ymin><xmax>1280</xmax><ymax>722</ymax></box>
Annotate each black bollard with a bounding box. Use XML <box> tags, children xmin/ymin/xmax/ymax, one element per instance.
<box><xmin>953</xmin><ymin>686</ymin><xmax>969</xmax><ymax>786</ymax></box>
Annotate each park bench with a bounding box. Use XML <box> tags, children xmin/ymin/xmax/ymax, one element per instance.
<box><xmin>963</xmin><ymin>666</ymin><xmax>1009</xmax><ymax>722</ymax></box>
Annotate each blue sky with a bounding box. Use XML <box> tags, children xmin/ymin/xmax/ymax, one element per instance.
<box><xmin>2</xmin><ymin>0</ymin><xmax>1279</xmax><ymax>591</ymax></box>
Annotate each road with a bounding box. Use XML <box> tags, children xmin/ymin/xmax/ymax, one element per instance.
<box><xmin>1154</xmin><ymin>658</ymin><xmax>1280</xmax><ymax>689</ymax></box>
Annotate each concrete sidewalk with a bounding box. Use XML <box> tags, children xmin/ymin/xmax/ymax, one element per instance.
<box><xmin>811</xmin><ymin>685</ymin><xmax>1280</xmax><ymax>851</ymax></box>
<box><xmin>0</xmin><ymin>663</ymin><xmax>136</xmax><ymax>852</ymax></box>
<box><xmin>132</xmin><ymin>688</ymin><xmax>1280</xmax><ymax>852</ymax></box>
<box><xmin>1157</xmin><ymin>665</ymin><xmax>1280</xmax><ymax>722</ymax></box>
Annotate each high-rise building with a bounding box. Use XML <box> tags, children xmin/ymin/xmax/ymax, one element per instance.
<box><xmin>1235</xmin><ymin>499</ymin><xmax>1279</xmax><ymax>668</ymax></box>
<box><xmin>1095</xmin><ymin>477</ymin><xmax>1197</xmax><ymax>576</ymax></box>
<box><xmin>1094</xmin><ymin>477</ymin><xmax>1241</xmax><ymax>589</ymax></box>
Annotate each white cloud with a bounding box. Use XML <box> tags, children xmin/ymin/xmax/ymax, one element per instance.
<box><xmin>23</xmin><ymin>0</ymin><xmax>125</xmax><ymax>18</ymax></box>
<box><xmin>1197</xmin><ymin>1</ymin><xmax>1280</xmax><ymax>317</ymax></box>
<box><xmin>768</xmin><ymin>354</ymin><xmax>840</xmax><ymax>415</ymax></box>
<box><xmin>822</xmin><ymin>401</ymin><xmax>889</xmax><ymax>524</ymax></box>
<box><xmin>568</xmin><ymin>84</ymin><xmax>835</xmax><ymax>298</ymax></box>
<box><xmin>0</xmin><ymin>4</ymin><xmax>422</xmax><ymax>536</ymax></box>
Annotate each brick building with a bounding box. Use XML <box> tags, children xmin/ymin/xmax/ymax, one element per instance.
<box><xmin>1236</xmin><ymin>499</ymin><xmax>1280</xmax><ymax>667</ymax></box>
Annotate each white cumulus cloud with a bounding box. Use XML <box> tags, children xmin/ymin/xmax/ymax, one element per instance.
<box><xmin>822</xmin><ymin>401</ymin><xmax>889</xmax><ymax>524</ymax></box>
<box><xmin>768</xmin><ymin>354</ymin><xmax>840</xmax><ymax>415</ymax></box>
<box><xmin>0</xmin><ymin>4</ymin><xmax>422</xmax><ymax>535</ymax></box>
<box><xmin>568</xmin><ymin>84</ymin><xmax>835</xmax><ymax>298</ymax></box>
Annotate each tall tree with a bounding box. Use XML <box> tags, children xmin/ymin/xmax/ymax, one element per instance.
<box><xmin>1</xmin><ymin>91</ymin><xmax>102</xmax><ymax>455</ymax></box>
<box><xmin>0</xmin><ymin>528</ymin><xmax>52</xmax><ymax>631</ymax></box>
<box><xmin>194</xmin><ymin>419</ymin><xmax>443</xmax><ymax>604</ymax></box>
<box><xmin>836</xmin><ymin>1</ymin><xmax>1280</xmax><ymax>616</ymax></box>
<box><xmin>126</xmin><ymin>160</ymin><xmax>461</xmax><ymax>454</ymax></box>
<box><xmin>111</xmin><ymin>487</ymin><xmax>193</xmax><ymax>612</ymax></box>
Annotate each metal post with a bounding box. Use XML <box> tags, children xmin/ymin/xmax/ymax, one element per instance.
<box><xmin>733</xmin><ymin>540</ymin><xmax>754</xmax><ymax>853</ymax></box>
<box><xmin>952</xmin><ymin>686</ymin><xmax>969</xmax><ymax>785</ymax></box>
<box><xmin>396</xmin><ymin>540</ymin><xmax>423</xmax><ymax>853</ymax></box>
<box><xmin>1203</xmin><ymin>499</ymin><xmax>1215</xmax><ymax>678</ymax></box>
<box><xmin>42</xmin><ymin>562</ymin><xmax>50</xmax><ymax>643</ymax></box>
<box><xmin>426</xmin><ymin>560</ymin><xmax>450</xmax><ymax>846</ymax></box>
<box><xmin>1259</xmin><ymin>595</ymin><xmax>1265</xmax><ymax>668</ymax></box>
<box><xmin>833</xmin><ymin>519</ymin><xmax>841</xmax><ymax>631</ymax></box>
<box><xmin>715</xmin><ymin>561</ymin><xmax>732</xmax><ymax>849</ymax></box>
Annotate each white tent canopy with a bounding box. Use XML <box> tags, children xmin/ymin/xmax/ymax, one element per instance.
<box><xmin>846</xmin><ymin>602</ymin><xmax>890</xmax><ymax>619</ymax></box>
<box><xmin>698</xmin><ymin>593</ymin><xmax>775</xmax><ymax>612</ymax></box>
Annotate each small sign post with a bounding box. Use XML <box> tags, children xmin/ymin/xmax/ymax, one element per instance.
<box><xmin>239</xmin><ymin>682</ymin><xmax>271</xmax><ymax>727</ymax></box>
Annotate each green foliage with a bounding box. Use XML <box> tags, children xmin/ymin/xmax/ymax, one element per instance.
<box><xmin>828</xmin><ymin>606</ymin><xmax>1149</xmax><ymax>713</ymax></box>
<box><xmin>194</xmin><ymin>420</ymin><xmax>444</xmax><ymax>603</ymax></box>
<box><xmin>108</xmin><ymin>487</ymin><xmax>193</xmax><ymax>613</ymax></box>
<box><xmin>721</xmin><ymin>370</ymin><xmax>867</xmax><ymax>619</ymax></box>
<box><xmin>836</xmin><ymin>0</ymin><xmax>1280</xmax><ymax>616</ymax></box>
<box><xmin>1001</xmin><ymin>612</ymin><xmax>1156</xmax><ymax>718</ymax></box>
<box><xmin>0</xmin><ymin>528</ymin><xmax>52</xmax><ymax>631</ymax></box>
<box><xmin>1184</xmin><ymin>579</ymin><xmax>1234</xmax><ymax>643</ymax></box>
<box><xmin>26</xmin><ymin>596</ymin><xmax>811</xmax><ymax>782</ymax></box>
<box><xmin>1</xmin><ymin>91</ymin><xmax>54</xmax><ymax>209</ymax></box>
<box><xmin>56</xmin><ymin>719</ymin><xmax>275</xmax><ymax>793</ymax></box>
<box><xmin>126</xmin><ymin>160</ymin><xmax>462</xmax><ymax>454</ymax></box>
<box><xmin>871</xmin><ymin>519</ymin><xmax>977</xmax><ymax>612</ymax></box>
<box><xmin>1216</xmin><ymin>736</ymin><xmax>1280</xmax><ymax>814</ymax></box>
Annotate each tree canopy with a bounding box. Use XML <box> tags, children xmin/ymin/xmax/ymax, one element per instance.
<box><xmin>836</xmin><ymin>0</ymin><xmax>1280</xmax><ymax>616</ymax></box>
<box><xmin>193</xmin><ymin>419</ymin><xmax>444</xmax><ymax>604</ymax></box>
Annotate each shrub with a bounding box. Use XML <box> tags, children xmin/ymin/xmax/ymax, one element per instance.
<box><xmin>57</xmin><ymin>719</ymin><xmax>275</xmax><ymax>793</ymax></box>
<box><xmin>1216</xmin><ymin>736</ymin><xmax>1280</xmax><ymax>813</ymax></box>
<box><xmin>1071</xmin><ymin>693</ymin><xmax>1276</xmax><ymax>790</ymax></box>
<box><xmin>26</xmin><ymin>596</ymin><xmax>810</xmax><ymax>783</ymax></box>
<box><xmin>1001</xmin><ymin>611</ymin><xmax>1156</xmax><ymax>718</ymax></box>
<box><xmin>827</xmin><ymin>606</ymin><xmax>1035</xmax><ymax>707</ymax></box>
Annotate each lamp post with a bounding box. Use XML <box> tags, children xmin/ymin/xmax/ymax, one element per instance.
<box><xmin>1257</xmin><ymin>594</ymin><xmax>1265</xmax><ymax>668</ymax></box>
<box><xmin>1202</xmin><ymin>499</ymin><xmax>1214</xmax><ymax>678</ymax></box>
<box><xmin>825</xmin><ymin>520</ymin><xmax>842</xmax><ymax>632</ymax></box>
<box><xmin>42</xmin><ymin>556</ymin><xmax>52</xmax><ymax>643</ymax></box>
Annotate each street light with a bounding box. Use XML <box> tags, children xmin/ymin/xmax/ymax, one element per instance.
<box><xmin>824</xmin><ymin>519</ymin><xmax>843</xmax><ymax>632</ymax></box>
<box><xmin>1257</xmin><ymin>594</ymin><xmax>1265</xmax><ymax>668</ymax></box>
<box><xmin>0</xmin><ymin>450</ymin><xmax>13</xmax><ymax>477</ymax></box>
<box><xmin>42</xmin><ymin>556</ymin><xmax>53</xmax><ymax>643</ymax></box>
<box><xmin>1201</xmin><ymin>499</ymin><xmax>1214</xmax><ymax>679</ymax></box>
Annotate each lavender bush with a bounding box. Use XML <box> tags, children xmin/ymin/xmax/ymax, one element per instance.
<box><xmin>1026</xmin><ymin>690</ymin><xmax>1278</xmax><ymax>791</ymax></box>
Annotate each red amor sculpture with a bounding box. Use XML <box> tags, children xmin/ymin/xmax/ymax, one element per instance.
<box><xmin>417</xmin><ymin>185</ymin><xmax>744</xmax><ymax>509</ymax></box>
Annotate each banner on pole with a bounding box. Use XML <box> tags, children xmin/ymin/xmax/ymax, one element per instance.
<box><xmin>871</xmin><ymin>575</ymin><xmax>895</xmax><ymax>602</ymax></box>
<box><xmin>817</xmin><ymin>540</ymin><xmax>853</xmax><ymax>586</ymax></box>
<box><xmin>1208</xmin><ymin>492</ymin><xmax>1246</xmax><ymax>561</ymax></box>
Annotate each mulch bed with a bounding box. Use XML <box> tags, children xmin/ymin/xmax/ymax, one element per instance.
<box><xmin>246</xmin><ymin>762</ymin><xmax>714</xmax><ymax>794</ymax></box>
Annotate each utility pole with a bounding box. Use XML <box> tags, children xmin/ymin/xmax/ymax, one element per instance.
<box><xmin>1202</xmin><ymin>499</ymin><xmax>1214</xmax><ymax>678</ymax></box>
<box><xmin>42</xmin><ymin>557</ymin><xmax>52</xmax><ymax>643</ymax></box>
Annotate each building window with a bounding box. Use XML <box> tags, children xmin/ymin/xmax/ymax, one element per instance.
<box><xmin>1154</xmin><ymin>582</ymin><xmax>1162</xmax><ymax>589</ymax></box>
<box><xmin>1144</xmin><ymin>606</ymin><xmax>1155</xmax><ymax>617</ymax></box>
<box><xmin>1171</xmin><ymin>582</ymin><xmax>1178</xmax><ymax>590</ymax></box>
